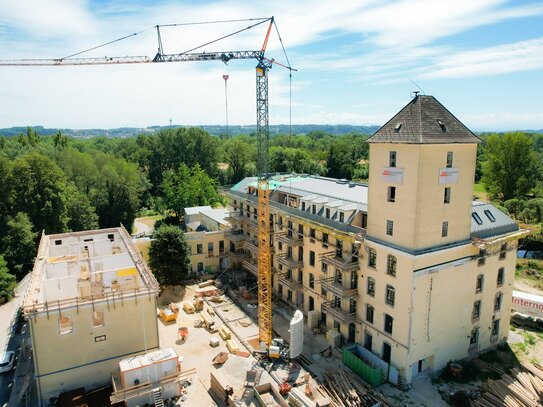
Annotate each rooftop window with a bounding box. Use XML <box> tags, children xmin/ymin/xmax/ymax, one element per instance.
<box><xmin>472</xmin><ymin>212</ymin><xmax>483</xmax><ymax>225</ymax></box>
<box><xmin>394</xmin><ymin>123</ymin><xmax>402</xmax><ymax>133</ymax></box>
<box><xmin>437</xmin><ymin>119</ymin><xmax>447</xmax><ymax>132</ymax></box>
<box><xmin>484</xmin><ymin>209</ymin><xmax>496</xmax><ymax>222</ymax></box>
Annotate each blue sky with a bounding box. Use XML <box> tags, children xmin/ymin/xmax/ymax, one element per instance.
<box><xmin>0</xmin><ymin>0</ymin><xmax>542</xmax><ymax>131</ymax></box>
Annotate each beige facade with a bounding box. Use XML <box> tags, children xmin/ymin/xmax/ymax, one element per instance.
<box><xmin>135</xmin><ymin>207</ymin><xmax>229</xmax><ymax>275</ymax></box>
<box><xmin>227</xmin><ymin>95</ymin><xmax>527</xmax><ymax>386</ymax></box>
<box><xmin>24</xmin><ymin>226</ymin><xmax>160</xmax><ymax>405</ymax></box>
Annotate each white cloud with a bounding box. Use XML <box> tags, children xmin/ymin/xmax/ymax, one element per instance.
<box><xmin>462</xmin><ymin>111</ymin><xmax>543</xmax><ymax>130</ymax></box>
<box><xmin>423</xmin><ymin>37</ymin><xmax>543</xmax><ymax>78</ymax></box>
<box><xmin>0</xmin><ymin>1</ymin><xmax>542</xmax><ymax>128</ymax></box>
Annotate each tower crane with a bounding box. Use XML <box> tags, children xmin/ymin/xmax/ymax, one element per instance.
<box><xmin>0</xmin><ymin>16</ymin><xmax>295</xmax><ymax>350</ymax></box>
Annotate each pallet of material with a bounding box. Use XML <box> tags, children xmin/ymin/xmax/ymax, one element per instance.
<box><xmin>182</xmin><ymin>302</ymin><xmax>195</xmax><ymax>314</ymax></box>
<box><xmin>195</xmin><ymin>285</ymin><xmax>220</xmax><ymax>297</ymax></box>
<box><xmin>319</xmin><ymin>368</ymin><xmax>395</xmax><ymax>407</ymax></box>
<box><xmin>226</xmin><ymin>339</ymin><xmax>239</xmax><ymax>354</ymax></box>
<box><xmin>473</xmin><ymin>367</ymin><xmax>543</xmax><ymax>407</ymax></box>
<box><xmin>199</xmin><ymin>279</ymin><xmax>215</xmax><ymax>288</ymax></box>
<box><xmin>219</xmin><ymin>325</ymin><xmax>232</xmax><ymax>340</ymax></box>
<box><xmin>210</xmin><ymin>371</ymin><xmax>234</xmax><ymax>407</ymax></box>
<box><xmin>206</xmin><ymin>304</ymin><xmax>216</xmax><ymax>316</ymax></box>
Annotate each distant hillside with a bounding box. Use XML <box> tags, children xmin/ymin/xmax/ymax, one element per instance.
<box><xmin>0</xmin><ymin>124</ymin><xmax>380</xmax><ymax>138</ymax></box>
<box><xmin>2</xmin><ymin>125</ymin><xmax>542</xmax><ymax>138</ymax></box>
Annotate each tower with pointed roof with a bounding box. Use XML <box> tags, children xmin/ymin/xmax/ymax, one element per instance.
<box><xmin>366</xmin><ymin>94</ymin><xmax>481</xmax><ymax>252</ymax></box>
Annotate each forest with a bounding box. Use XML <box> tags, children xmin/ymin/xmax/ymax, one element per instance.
<box><xmin>0</xmin><ymin>127</ymin><xmax>542</xmax><ymax>301</ymax></box>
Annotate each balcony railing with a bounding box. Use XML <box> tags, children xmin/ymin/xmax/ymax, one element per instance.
<box><xmin>226</xmin><ymin>248</ymin><xmax>251</xmax><ymax>262</ymax></box>
<box><xmin>226</xmin><ymin>230</ymin><xmax>246</xmax><ymax>242</ymax></box>
<box><xmin>278</xmin><ymin>272</ymin><xmax>302</xmax><ymax>291</ymax></box>
<box><xmin>226</xmin><ymin>211</ymin><xmax>245</xmax><ymax>223</ymax></box>
<box><xmin>242</xmin><ymin>259</ymin><xmax>258</xmax><ymax>276</ymax></box>
<box><xmin>277</xmin><ymin>253</ymin><xmax>303</xmax><ymax>269</ymax></box>
<box><xmin>320</xmin><ymin>276</ymin><xmax>358</xmax><ymax>299</ymax></box>
<box><xmin>321</xmin><ymin>252</ymin><xmax>360</xmax><ymax>272</ymax></box>
<box><xmin>322</xmin><ymin>301</ymin><xmax>357</xmax><ymax>324</ymax></box>
<box><xmin>276</xmin><ymin>232</ymin><xmax>303</xmax><ymax>246</ymax></box>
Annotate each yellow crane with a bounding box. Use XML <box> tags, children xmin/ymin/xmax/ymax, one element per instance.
<box><xmin>0</xmin><ymin>16</ymin><xmax>295</xmax><ymax>350</ymax></box>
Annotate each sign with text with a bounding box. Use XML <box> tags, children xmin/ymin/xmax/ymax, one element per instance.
<box><xmin>438</xmin><ymin>167</ymin><xmax>459</xmax><ymax>184</ymax></box>
<box><xmin>381</xmin><ymin>167</ymin><xmax>404</xmax><ymax>184</ymax></box>
<box><xmin>512</xmin><ymin>290</ymin><xmax>543</xmax><ymax>318</ymax></box>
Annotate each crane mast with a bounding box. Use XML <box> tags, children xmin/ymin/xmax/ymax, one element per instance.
<box><xmin>0</xmin><ymin>16</ymin><xmax>290</xmax><ymax>350</ymax></box>
<box><xmin>256</xmin><ymin>58</ymin><xmax>273</xmax><ymax>348</ymax></box>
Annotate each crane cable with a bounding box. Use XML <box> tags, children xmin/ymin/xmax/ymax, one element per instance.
<box><xmin>176</xmin><ymin>18</ymin><xmax>271</xmax><ymax>55</ymax></box>
<box><xmin>272</xmin><ymin>20</ymin><xmax>294</xmax><ymax>135</ymax></box>
<box><xmin>62</xmin><ymin>27</ymin><xmax>155</xmax><ymax>60</ymax></box>
<box><xmin>61</xmin><ymin>18</ymin><xmax>271</xmax><ymax>61</ymax></box>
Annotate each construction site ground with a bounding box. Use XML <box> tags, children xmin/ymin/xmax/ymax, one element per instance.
<box><xmin>157</xmin><ymin>284</ymin><xmax>325</xmax><ymax>406</ymax></box>
<box><xmin>157</xmin><ymin>284</ymin><xmax>399</xmax><ymax>406</ymax></box>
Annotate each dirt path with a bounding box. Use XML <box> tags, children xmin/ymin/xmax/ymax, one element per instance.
<box><xmin>132</xmin><ymin>216</ymin><xmax>161</xmax><ymax>236</ymax></box>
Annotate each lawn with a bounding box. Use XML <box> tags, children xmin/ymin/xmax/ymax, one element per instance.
<box><xmin>473</xmin><ymin>182</ymin><xmax>489</xmax><ymax>201</ymax></box>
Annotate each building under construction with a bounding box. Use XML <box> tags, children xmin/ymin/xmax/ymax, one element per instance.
<box><xmin>23</xmin><ymin>226</ymin><xmax>160</xmax><ymax>404</ymax></box>
<box><xmin>225</xmin><ymin>95</ymin><xmax>528</xmax><ymax>386</ymax></box>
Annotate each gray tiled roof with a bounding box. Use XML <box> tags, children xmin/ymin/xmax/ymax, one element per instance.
<box><xmin>470</xmin><ymin>202</ymin><xmax>519</xmax><ymax>239</ymax></box>
<box><xmin>367</xmin><ymin>95</ymin><xmax>482</xmax><ymax>144</ymax></box>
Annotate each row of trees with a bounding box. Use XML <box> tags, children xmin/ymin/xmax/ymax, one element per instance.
<box><xmin>1</xmin><ymin>126</ymin><xmax>542</xmax><ymax>298</ymax></box>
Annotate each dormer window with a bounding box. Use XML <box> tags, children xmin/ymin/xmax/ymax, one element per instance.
<box><xmin>301</xmin><ymin>202</ymin><xmax>306</xmax><ymax>211</ymax></box>
<box><xmin>339</xmin><ymin>212</ymin><xmax>345</xmax><ymax>223</ymax></box>
<box><xmin>437</xmin><ymin>119</ymin><xmax>447</xmax><ymax>132</ymax></box>
<box><xmin>394</xmin><ymin>123</ymin><xmax>402</xmax><ymax>133</ymax></box>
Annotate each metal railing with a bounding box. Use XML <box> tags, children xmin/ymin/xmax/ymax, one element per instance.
<box><xmin>320</xmin><ymin>276</ymin><xmax>358</xmax><ymax>299</ymax></box>
<box><xmin>277</xmin><ymin>253</ymin><xmax>303</xmax><ymax>269</ymax></box>
<box><xmin>322</xmin><ymin>301</ymin><xmax>357</xmax><ymax>324</ymax></box>
<box><xmin>321</xmin><ymin>252</ymin><xmax>360</xmax><ymax>272</ymax></box>
<box><xmin>278</xmin><ymin>273</ymin><xmax>302</xmax><ymax>290</ymax></box>
<box><xmin>276</xmin><ymin>232</ymin><xmax>303</xmax><ymax>246</ymax></box>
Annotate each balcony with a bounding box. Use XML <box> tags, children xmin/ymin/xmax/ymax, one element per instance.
<box><xmin>226</xmin><ymin>211</ymin><xmax>245</xmax><ymax>224</ymax></box>
<box><xmin>226</xmin><ymin>230</ymin><xmax>246</xmax><ymax>242</ymax></box>
<box><xmin>278</xmin><ymin>272</ymin><xmax>302</xmax><ymax>291</ymax></box>
<box><xmin>226</xmin><ymin>248</ymin><xmax>251</xmax><ymax>262</ymax></box>
<box><xmin>276</xmin><ymin>232</ymin><xmax>303</xmax><ymax>246</ymax></box>
<box><xmin>322</xmin><ymin>301</ymin><xmax>357</xmax><ymax>324</ymax></box>
<box><xmin>321</xmin><ymin>252</ymin><xmax>360</xmax><ymax>272</ymax></box>
<box><xmin>242</xmin><ymin>259</ymin><xmax>258</xmax><ymax>276</ymax></box>
<box><xmin>277</xmin><ymin>253</ymin><xmax>303</xmax><ymax>269</ymax></box>
<box><xmin>320</xmin><ymin>276</ymin><xmax>358</xmax><ymax>299</ymax></box>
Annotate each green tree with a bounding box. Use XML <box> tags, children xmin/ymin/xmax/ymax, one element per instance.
<box><xmin>65</xmin><ymin>184</ymin><xmax>99</xmax><ymax>231</ymax></box>
<box><xmin>482</xmin><ymin>132</ymin><xmax>540</xmax><ymax>201</ymax></box>
<box><xmin>26</xmin><ymin>127</ymin><xmax>41</xmax><ymax>147</ymax></box>
<box><xmin>0</xmin><ymin>256</ymin><xmax>16</xmax><ymax>304</ymax></box>
<box><xmin>9</xmin><ymin>153</ymin><xmax>68</xmax><ymax>233</ymax></box>
<box><xmin>148</xmin><ymin>225</ymin><xmax>191</xmax><ymax>285</ymax></box>
<box><xmin>53</xmin><ymin>131</ymin><xmax>68</xmax><ymax>149</ymax></box>
<box><xmin>88</xmin><ymin>151</ymin><xmax>145</xmax><ymax>230</ymax></box>
<box><xmin>1</xmin><ymin>213</ymin><xmax>37</xmax><ymax>280</ymax></box>
<box><xmin>162</xmin><ymin>163</ymin><xmax>224</xmax><ymax>220</ymax></box>
<box><xmin>224</xmin><ymin>138</ymin><xmax>250</xmax><ymax>183</ymax></box>
<box><xmin>0</xmin><ymin>157</ymin><xmax>13</xmax><ymax>225</ymax></box>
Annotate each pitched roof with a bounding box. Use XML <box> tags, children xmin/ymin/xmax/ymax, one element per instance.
<box><xmin>367</xmin><ymin>95</ymin><xmax>481</xmax><ymax>144</ymax></box>
<box><xmin>470</xmin><ymin>202</ymin><xmax>519</xmax><ymax>239</ymax></box>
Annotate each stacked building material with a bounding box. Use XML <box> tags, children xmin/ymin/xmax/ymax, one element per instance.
<box><xmin>210</xmin><ymin>371</ymin><xmax>234</xmax><ymax>406</ymax></box>
<box><xmin>219</xmin><ymin>325</ymin><xmax>232</xmax><ymax>340</ymax></box>
<box><xmin>473</xmin><ymin>367</ymin><xmax>543</xmax><ymax>407</ymax></box>
<box><xmin>318</xmin><ymin>368</ymin><xmax>394</xmax><ymax>407</ymax></box>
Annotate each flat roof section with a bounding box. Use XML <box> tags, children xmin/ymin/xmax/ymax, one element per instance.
<box><xmin>23</xmin><ymin>225</ymin><xmax>159</xmax><ymax>314</ymax></box>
